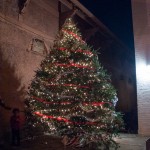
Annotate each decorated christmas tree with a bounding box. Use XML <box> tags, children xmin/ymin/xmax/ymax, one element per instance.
<box><xmin>26</xmin><ymin>18</ymin><xmax>123</xmax><ymax>149</ymax></box>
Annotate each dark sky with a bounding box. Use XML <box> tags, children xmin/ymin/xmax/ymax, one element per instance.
<box><xmin>79</xmin><ymin>0</ymin><xmax>134</xmax><ymax>50</ymax></box>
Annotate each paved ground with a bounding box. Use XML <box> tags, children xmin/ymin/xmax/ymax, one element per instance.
<box><xmin>1</xmin><ymin>133</ymin><xmax>149</xmax><ymax>150</ymax></box>
<box><xmin>115</xmin><ymin>134</ymin><xmax>148</xmax><ymax>150</ymax></box>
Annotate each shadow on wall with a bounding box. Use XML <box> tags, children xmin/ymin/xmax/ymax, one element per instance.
<box><xmin>0</xmin><ymin>47</ymin><xmax>25</xmax><ymax>140</ymax></box>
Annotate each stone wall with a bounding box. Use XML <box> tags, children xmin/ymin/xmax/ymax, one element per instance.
<box><xmin>132</xmin><ymin>0</ymin><xmax>150</xmax><ymax>135</ymax></box>
<box><xmin>0</xmin><ymin>0</ymin><xmax>58</xmax><ymax>134</ymax></box>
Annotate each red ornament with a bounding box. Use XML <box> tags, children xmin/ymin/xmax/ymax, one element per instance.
<box><xmin>59</xmin><ymin>47</ymin><xmax>93</xmax><ymax>56</ymax></box>
<box><xmin>54</xmin><ymin>63</ymin><xmax>94</xmax><ymax>70</ymax></box>
<box><xmin>62</xmin><ymin>30</ymin><xmax>85</xmax><ymax>43</ymax></box>
<box><xmin>34</xmin><ymin>112</ymin><xmax>96</xmax><ymax>125</ymax></box>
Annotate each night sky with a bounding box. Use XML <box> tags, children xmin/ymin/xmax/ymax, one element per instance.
<box><xmin>79</xmin><ymin>0</ymin><xmax>134</xmax><ymax>50</ymax></box>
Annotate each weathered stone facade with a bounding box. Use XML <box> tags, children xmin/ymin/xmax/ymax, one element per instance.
<box><xmin>132</xmin><ymin>0</ymin><xmax>150</xmax><ymax>135</ymax></box>
<box><xmin>0</xmin><ymin>0</ymin><xmax>137</xmax><ymax>138</ymax></box>
<box><xmin>0</xmin><ymin>0</ymin><xmax>58</xmax><ymax>136</ymax></box>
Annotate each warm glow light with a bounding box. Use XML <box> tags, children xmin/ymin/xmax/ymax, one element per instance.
<box><xmin>26</xmin><ymin>18</ymin><xmax>123</xmax><ymax>149</ymax></box>
<box><xmin>136</xmin><ymin>63</ymin><xmax>150</xmax><ymax>81</ymax></box>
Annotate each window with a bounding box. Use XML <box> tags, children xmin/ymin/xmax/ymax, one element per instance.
<box><xmin>27</xmin><ymin>38</ymin><xmax>48</xmax><ymax>55</ymax></box>
<box><xmin>18</xmin><ymin>0</ymin><xmax>27</xmax><ymax>14</ymax></box>
<box><xmin>31</xmin><ymin>38</ymin><xmax>48</xmax><ymax>55</ymax></box>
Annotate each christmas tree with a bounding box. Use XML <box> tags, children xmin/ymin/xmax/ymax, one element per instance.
<box><xmin>26</xmin><ymin>18</ymin><xmax>123</xmax><ymax>149</ymax></box>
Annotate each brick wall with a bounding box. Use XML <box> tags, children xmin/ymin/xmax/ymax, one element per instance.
<box><xmin>132</xmin><ymin>0</ymin><xmax>150</xmax><ymax>135</ymax></box>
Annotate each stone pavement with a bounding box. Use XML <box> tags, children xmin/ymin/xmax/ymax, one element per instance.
<box><xmin>116</xmin><ymin>134</ymin><xmax>149</xmax><ymax>150</ymax></box>
<box><xmin>2</xmin><ymin>133</ymin><xmax>149</xmax><ymax>150</ymax></box>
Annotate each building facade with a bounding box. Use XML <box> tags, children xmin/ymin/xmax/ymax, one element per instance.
<box><xmin>0</xmin><ymin>0</ymin><xmax>137</xmax><ymax>137</ymax></box>
<box><xmin>132</xmin><ymin>0</ymin><xmax>150</xmax><ymax>135</ymax></box>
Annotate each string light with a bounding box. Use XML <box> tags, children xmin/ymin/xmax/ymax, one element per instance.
<box><xmin>26</xmin><ymin>18</ymin><xmax>123</xmax><ymax>150</ymax></box>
